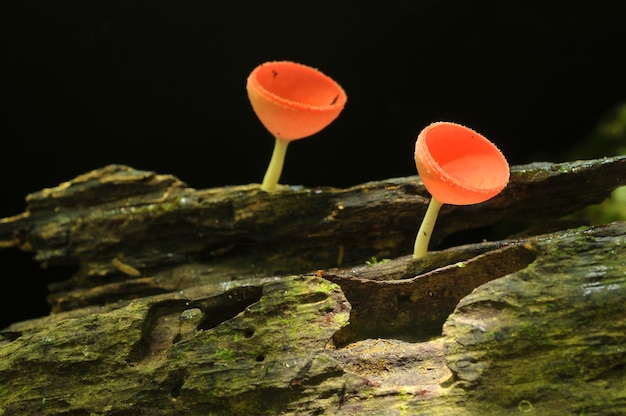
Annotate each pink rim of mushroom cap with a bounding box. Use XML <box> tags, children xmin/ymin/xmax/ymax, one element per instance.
<box><xmin>415</xmin><ymin>121</ymin><xmax>510</xmax><ymax>205</ymax></box>
<box><xmin>246</xmin><ymin>61</ymin><xmax>347</xmax><ymax>141</ymax></box>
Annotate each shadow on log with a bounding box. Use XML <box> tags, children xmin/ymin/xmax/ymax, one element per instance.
<box><xmin>0</xmin><ymin>156</ymin><xmax>625</xmax><ymax>414</ymax></box>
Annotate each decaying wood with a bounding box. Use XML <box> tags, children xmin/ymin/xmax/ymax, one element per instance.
<box><xmin>0</xmin><ymin>156</ymin><xmax>625</xmax><ymax>415</ymax></box>
<box><xmin>1</xmin><ymin>156</ymin><xmax>625</xmax><ymax>312</ymax></box>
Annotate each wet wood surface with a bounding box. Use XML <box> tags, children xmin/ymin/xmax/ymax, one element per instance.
<box><xmin>1</xmin><ymin>156</ymin><xmax>625</xmax><ymax>415</ymax></box>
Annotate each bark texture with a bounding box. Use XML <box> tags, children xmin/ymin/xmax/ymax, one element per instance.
<box><xmin>0</xmin><ymin>156</ymin><xmax>625</xmax><ymax>415</ymax></box>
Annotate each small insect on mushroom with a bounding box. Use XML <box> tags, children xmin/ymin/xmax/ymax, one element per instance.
<box><xmin>412</xmin><ymin>121</ymin><xmax>510</xmax><ymax>259</ymax></box>
<box><xmin>246</xmin><ymin>61</ymin><xmax>347</xmax><ymax>192</ymax></box>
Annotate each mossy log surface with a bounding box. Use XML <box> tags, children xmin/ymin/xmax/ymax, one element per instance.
<box><xmin>0</xmin><ymin>156</ymin><xmax>625</xmax><ymax>415</ymax></box>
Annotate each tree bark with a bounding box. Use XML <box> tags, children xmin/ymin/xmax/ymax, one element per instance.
<box><xmin>1</xmin><ymin>156</ymin><xmax>625</xmax><ymax>415</ymax></box>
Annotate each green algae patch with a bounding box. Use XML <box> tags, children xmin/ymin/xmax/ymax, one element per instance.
<box><xmin>444</xmin><ymin>223</ymin><xmax>626</xmax><ymax>415</ymax></box>
<box><xmin>0</xmin><ymin>302</ymin><xmax>149</xmax><ymax>414</ymax></box>
<box><xmin>168</xmin><ymin>275</ymin><xmax>353</xmax><ymax>415</ymax></box>
<box><xmin>0</xmin><ymin>275</ymin><xmax>358</xmax><ymax>415</ymax></box>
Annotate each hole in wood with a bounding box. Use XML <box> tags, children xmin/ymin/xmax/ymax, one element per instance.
<box><xmin>328</xmin><ymin>244</ymin><xmax>537</xmax><ymax>347</ymax></box>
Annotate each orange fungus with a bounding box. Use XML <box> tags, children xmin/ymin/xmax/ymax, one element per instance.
<box><xmin>414</xmin><ymin>121</ymin><xmax>509</xmax><ymax>205</ymax></box>
<box><xmin>246</xmin><ymin>61</ymin><xmax>347</xmax><ymax>141</ymax></box>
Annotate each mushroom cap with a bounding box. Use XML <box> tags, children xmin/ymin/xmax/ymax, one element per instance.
<box><xmin>246</xmin><ymin>61</ymin><xmax>347</xmax><ymax>141</ymax></box>
<box><xmin>415</xmin><ymin>121</ymin><xmax>510</xmax><ymax>205</ymax></box>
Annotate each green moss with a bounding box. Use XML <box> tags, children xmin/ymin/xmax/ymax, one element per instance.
<box><xmin>214</xmin><ymin>349</ymin><xmax>236</xmax><ymax>363</ymax></box>
<box><xmin>365</xmin><ymin>256</ymin><xmax>391</xmax><ymax>266</ymax></box>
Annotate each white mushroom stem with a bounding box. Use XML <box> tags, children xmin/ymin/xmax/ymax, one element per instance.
<box><xmin>413</xmin><ymin>197</ymin><xmax>443</xmax><ymax>259</ymax></box>
<box><xmin>261</xmin><ymin>137</ymin><xmax>290</xmax><ymax>192</ymax></box>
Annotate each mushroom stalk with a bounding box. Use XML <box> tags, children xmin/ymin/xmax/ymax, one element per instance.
<box><xmin>247</xmin><ymin>61</ymin><xmax>347</xmax><ymax>192</ymax></box>
<box><xmin>413</xmin><ymin>197</ymin><xmax>443</xmax><ymax>259</ymax></box>
<box><xmin>261</xmin><ymin>137</ymin><xmax>290</xmax><ymax>192</ymax></box>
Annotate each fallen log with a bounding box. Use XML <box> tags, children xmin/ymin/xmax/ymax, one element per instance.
<box><xmin>0</xmin><ymin>156</ymin><xmax>625</xmax><ymax>414</ymax></box>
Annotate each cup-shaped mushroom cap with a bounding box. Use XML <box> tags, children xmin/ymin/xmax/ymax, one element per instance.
<box><xmin>246</xmin><ymin>61</ymin><xmax>347</xmax><ymax>141</ymax></box>
<box><xmin>415</xmin><ymin>121</ymin><xmax>509</xmax><ymax>205</ymax></box>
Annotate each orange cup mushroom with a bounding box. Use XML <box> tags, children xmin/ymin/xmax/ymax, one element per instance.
<box><xmin>246</xmin><ymin>61</ymin><xmax>347</xmax><ymax>191</ymax></box>
<box><xmin>413</xmin><ymin>121</ymin><xmax>510</xmax><ymax>259</ymax></box>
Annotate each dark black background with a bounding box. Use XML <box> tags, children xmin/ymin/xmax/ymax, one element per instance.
<box><xmin>2</xmin><ymin>1</ymin><xmax>625</xmax><ymax>328</ymax></box>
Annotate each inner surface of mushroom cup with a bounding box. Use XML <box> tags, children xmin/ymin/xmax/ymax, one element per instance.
<box><xmin>415</xmin><ymin>122</ymin><xmax>509</xmax><ymax>205</ymax></box>
<box><xmin>246</xmin><ymin>61</ymin><xmax>347</xmax><ymax>141</ymax></box>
